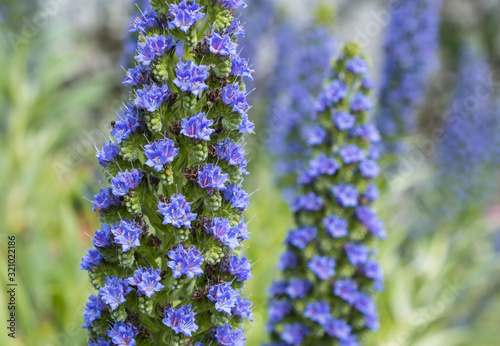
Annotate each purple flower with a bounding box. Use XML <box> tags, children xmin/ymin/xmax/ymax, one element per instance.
<box><xmin>285</xmin><ymin>278</ymin><xmax>311</xmax><ymax>299</ymax></box>
<box><xmin>206</xmin><ymin>217</ymin><xmax>241</xmax><ymax>251</ymax></box>
<box><xmin>108</xmin><ymin>322</ymin><xmax>138</xmax><ymax>346</ymax></box>
<box><xmin>359</xmin><ymin>160</ymin><xmax>380</xmax><ymax>178</ymax></box>
<box><xmin>208</xmin><ymin>31</ymin><xmax>237</xmax><ymax>56</ymax></box>
<box><xmin>280</xmin><ymin>323</ymin><xmax>309</xmax><ymax>345</ymax></box>
<box><xmin>123</xmin><ymin>65</ymin><xmax>151</xmax><ymax>87</ymax></box>
<box><xmin>208</xmin><ymin>283</ymin><xmax>239</xmax><ymax>315</ymax></box>
<box><xmin>269</xmin><ymin>281</ymin><xmax>287</xmax><ymax>296</ymax></box>
<box><xmin>135</xmin><ymin>34</ymin><xmax>174</xmax><ymax>65</ymax></box>
<box><xmin>303</xmin><ymin>301</ymin><xmax>331</xmax><ymax>325</ymax></box>
<box><xmin>334</xmin><ymin>111</ymin><xmax>356</xmax><ymax>130</ymax></box>
<box><xmin>127</xmin><ymin>267</ymin><xmax>164</xmax><ymax>298</ymax></box>
<box><xmin>363</xmin><ymin>183</ymin><xmax>379</xmax><ymax>201</ymax></box>
<box><xmin>92</xmin><ymin>223</ymin><xmax>112</xmax><ymax>248</ymax></box>
<box><xmin>324</xmin><ymin>317</ymin><xmax>352</xmax><ymax>339</ymax></box>
<box><xmin>162</xmin><ymin>305</ymin><xmax>199</xmax><ymax>337</ymax></box>
<box><xmin>180</xmin><ymin>113</ymin><xmax>214</xmax><ymax>141</ymax></box>
<box><xmin>268</xmin><ymin>300</ymin><xmax>292</xmax><ymax>324</ymax></box>
<box><xmin>308</xmin><ymin>255</ymin><xmax>336</xmax><ymax>280</ymax></box>
<box><xmin>277</xmin><ymin>250</ymin><xmax>298</xmax><ymax>270</ymax></box>
<box><xmin>144</xmin><ymin>139</ymin><xmax>179</xmax><ymax>172</ymax></box>
<box><xmin>222</xmin><ymin>83</ymin><xmax>249</xmax><ymax>114</ymax></box>
<box><xmin>83</xmin><ymin>294</ymin><xmax>106</xmax><ymax>328</ymax></box>
<box><xmin>365</xmin><ymin>312</ymin><xmax>380</xmax><ymax>331</ymax></box>
<box><xmin>340</xmin><ymin>144</ymin><xmax>366</xmax><ymax>164</ymax></box>
<box><xmin>316</xmin><ymin>80</ymin><xmax>348</xmax><ymax>112</ymax></box>
<box><xmin>350</xmin><ymin>93</ymin><xmax>373</xmax><ymax>112</ymax></box>
<box><xmin>291</xmin><ymin>192</ymin><xmax>323</xmax><ymax>212</ymax></box>
<box><xmin>224</xmin><ymin>184</ymin><xmax>250</xmax><ymax>210</ymax></box>
<box><xmin>167</xmin><ymin>245</ymin><xmax>204</xmax><ymax>279</ymax></box>
<box><xmin>173</xmin><ymin>60</ymin><xmax>209</xmax><ymax>96</ymax></box>
<box><xmin>111</xmin><ymin>169</ymin><xmax>142</xmax><ymax>197</ymax></box>
<box><xmin>228</xmin><ymin>254</ymin><xmax>253</xmax><ymax>281</ymax></box>
<box><xmin>130</xmin><ymin>8</ymin><xmax>158</xmax><ymax>33</ymax></box>
<box><xmin>344</xmin><ymin>243</ymin><xmax>369</xmax><ymax>266</ymax></box>
<box><xmin>80</xmin><ymin>249</ymin><xmax>102</xmax><ymax>271</ymax></box>
<box><xmin>215</xmin><ymin>325</ymin><xmax>246</xmax><ymax>346</ymax></box>
<box><xmin>198</xmin><ymin>163</ymin><xmax>228</xmax><ymax>192</ymax></box>
<box><xmin>134</xmin><ymin>83</ymin><xmax>170</xmax><ymax>112</ymax></box>
<box><xmin>334</xmin><ymin>279</ymin><xmax>358</xmax><ymax>305</ymax></box>
<box><xmin>231</xmin><ymin>54</ymin><xmax>254</xmax><ymax>80</ymax></box>
<box><xmin>112</xmin><ymin>105</ymin><xmax>140</xmax><ymax>144</ymax></box>
<box><xmin>332</xmin><ymin>184</ymin><xmax>359</xmax><ymax>207</ymax></box>
<box><xmin>99</xmin><ymin>276</ymin><xmax>133</xmax><ymax>311</ymax></box>
<box><xmin>96</xmin><ymin>141</ymin><xmax>119</xmax><ymax>167</ymax></box>
<box><xmin>239</xmin><ymin>113</ymin><xmax>255</xmax><ymax>133</ymax></box>
<box><xmin>323</xmin><ymin>215</ymin><xmax>349</xmax><ymax>238</ymax></box>
<box><xmin>168</xmin><ymin>1</ymin><xmax>205</xmax><ymax>33</ymax></box>
<box><xmin>346</xmin><ymin>56</ymin><xmax>369</xmax><ymax>75</ymax></box>
<box><xmin>301</xmin><ymin>125</ymin><xmax>326</xmax><ymax>146</ymax></box>
<box><xmin>111</xmin><ymin>219</ymin><xmax>142</xmax><ymax>252</ymax></box>
<box><xmin>89</xmin><ymin>338</ymin><xmax>112</xmax><ymax>346</ymax></box>
<box><xmin>228</xmin><ymin>18</ymin><xmax>245</xmax><ymax>37</ymax></box>
<box><xmin>218</xmin><ymin>0</ymin><xmax>247</xmax><ymax>9</ymax></box>
<box><xmin>354</xmin><ymin>293</ymin><xmax>377</xmax><ymax>316</ymax></box>
<box><xmin>286</xmin><ymin>226</ymin><xmax>317</xmax><ymax>250</ymax></box>
<box><xmin>91</xmin><ymin>188</ymin><xmax>120</xmax><ymax>211</ymax></box>
<box><xmin>307</xmin><ymin>153</ymin><xmax>339</xmax><ymax>178</ymax></box>
<box><xmin>232</xmin><ymin>296</ymin><xmax>254</xmax><ymax>321</ymax></box>
<box><xmin>216</xmin><ymin>139</ymin><xmax>248</xmax><ymax>171</ymax></box>
<box><xmin>157</xmin><ymin>193</ymin><xmax>197</xmax><ymax>228</ymax></box>
<box><xmin>356</xmin><ymin>206</ymin><xmax>387</xmax><ymax>239</ymax></box>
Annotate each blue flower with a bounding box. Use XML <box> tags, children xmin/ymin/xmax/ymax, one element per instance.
<box><xmin>89</xmin><ymin>338</ymin><xmax>113</xmax><ymax>346</ymax></box>
<box><xmin>334</xmin><ymin>111</ymin><xmax>356</xmax><ymax>130</ymax></box>
<box><xmin>277</xmin><ymin>250</ymin><xmax>298</xmax><ymax>270</ymax></box>
<box><xmin>340</xmin><ymin>335</ymin><xmax>360</xmax><ymax>346</ymax></box>
<box><xmin>334</xmin><ymin>279</ymin><xmax>358</xmax><ymax>305</ymax></box>
<box><xmin>134</xmin><ymin>83</ymin><xmax>170</xmax><ymax>112</ymax></box>
<box><xmin>123</xmin><ymin>168</ymin><xmax>143</xmax><ymax>191</ymax></box>
<box><xmin>301</xmin><ymin>125</ymin><xmax>326</xmax><ymax>146</ymax></box>
<box><xmin>157</xmin><ymin>193</ymin><xmax>197</xmax><ymax>228</ymax></box>
<box><xmin>127</xmin><ymin>267</ymin><xmax>164</xmax><ymax>298</ymax></box>
<box><xmin>239</xmin><ymin>113</ymin><xmax>255</xmax><ymax>133</ymax></box>
<box><xmin>332</xmin><ymin>184</ymin><xmax>359</xmax><ymax>207</ymax></box>
<box><xmin>80</xmin><ymin>249</ymin><xmax>102</xmax><ymax>271</ymax></box>
<box><xmin>222</xmin><ymin>83</ymin><xmax>249</xmax><ymax>114</ymax></box>
<box><xmin>363</xmin><ymin>183</ymin><xmax>379</xmax><ymax>202</ymax></box>
<box><xmin>359</xmin><ymin>159</ymin><xmax>380</xmax><ymax>178</ymax></box>
<box><xmin>303</xmin><ymin>301</ymin><xmax>331</xmax><ymax>325</ymax></box>
<box><xmin>280</xmin><ymin>323</ymin><xmax>309</xmax><ymax>345</ymax></box>
<box><xmin>83</xmin><ymin>294</ymin><xmax>106</xmax><ymax>328</ymax></box>
<box><xmin>231</xmin><ymin>55</ymin><xmax>254</xmax><ymax>80</ymax></box>
<box><xmin>232</xmin><ymin>296</ymin><xmax>254</xmax><ymax>321</ymax></box>
<box><xmin>129</xmin><ymin>8</ymin><xmax>158</xmax><ymax>33</ymax></box>
<box><xmin>354</xmin><ymin>293</ymin><xmax>377</xmax><ymax>316</ymax></box>
<box><xmin>99</xmin><ymin>276</ymin><xmax>133</xmax><ymax>311</ymax></box>
<box><xmin>111</xmin><ymin>219</ymin><xmax>142</xmax><ymax>252</ymax></box>
<box><xmin>91</xmin><ymin>188</ymin><xmax>120</xmax><ymax>211</ymax></box>
<box><xmin>286</xmin><ymin>226</ymin><xmax>317</xmax><ymax>250</ymax></box>
<box><xmin>339</xmin><ymin>144</ymin><xmax>365</xmax><ymax>164</ymax></box>
<box><xmin>167</xmin><ymin>245</ymin><xmax>204</xmax><ymax>279</ymax></box>
<box><xmin>228</xmin><ymin>18</ymin><xmax>245</xmax><ymax>37</ymax></box>
<box><xmin>208</xmin><ymin>31</ymin><xmax>237</xmax><ymax>56</ymax></box>
<box><xmin>308</xmin><ymin>255</ymin><xmax>336</xmax><ymax>280</ymax></box>
<box><xmin>112</xmin><ymin>105</ymin><xmax>140</xmax><ymax>144</ymax></box>
<box><xmin>224</xmin><ymin>184</ymin><xmax>250</xmax><ymax>210</ymax></box>
<box><xmin>285</xmin><ymin>278</ymin><xmax>311</xmax><ymax>299</ymax></box>
<box><xmin>96</xmin><ymin>141</ymin><xmax>119</xmax><ymax>167</ymax></box>
<box><xmin>324</xmin><ymin>317</ymin><xmax>352</xmax><ymax>339</ymax></box>
<box><xmin>180</xmin><ymin>113</ymin><xmax>215</xmax><ymax>141</ymax></box>
<box><xmin>307</xmin><ymin>154</ymin><xmax>339</xmax><ymax>178</ymax></box>
<box><xmin>123</xmin><ymin>65</ymin><xmax>151</xmax><ymax>87</ymax></box>
<box><xmin>356</xmin><ymin>206</ymin><xmax>386</xmax><ymax>239</ymax></box>
<box><xmin>215</xmin><ymin>325</ymin><xmax>246</xmax><ymax>345</ymax></box>
<box><xmin>216</xmin><ymin>139</ymin><xmax>248</xmax><ymax>171</ymax></box>
<box><xmin>173</xmin><ymin>60</ymin><xmax>209</xmax><ymax>96</ymax></box>
<box><xmin>135</xmin><ymin>34</ymin><xmax>174</xmax><ymax>65</ymax></box>
<box><xmin>208</xmin><ymin>283</ymin><xmax>239</xmax><ymax>315</ymax></box>
<box><xmin>346</xmin><ymin>56</ymin><xmax>368</xmax><ymax>75</ymax></box>
<box><xmin>92</xmin><ymin>223</ymin><xmax>112</xmax><ymax>248</ymax></box>
<box><xmin>168</xmin><ymin>1</ymin><xmax>205</xmax><ymax>33</ymax></box>
<box><xmin>344</xmin><ymin>243</ymin><xmax>369</xmax><ymax>266</ymax></box>
<box><xmin>206</xmin><ymin>217</ymin><xmax>241</xmax><ymax>251</ymax></box>
<box><xmin>291</xmin><ymin>192</ymin><xmax>323</xmax><ymax>212</ymax></box>
<box><xmin>349</xmin><ymin>93</ymin><xmax>373</xmax><ymax>112</ymax></box>
<box><xmin>162</xmin><ymin>304</ymin><xmax>199</xmax><ymax>337</ymax></box>
<box><xmin>108</xmin><ymin>322</ymin><xmax>138</xmax><ymax>346</ymax></box>
<box><xmin>198</xmin><ymin>163</ymin><xmax>228</xmax><ymax>192</ymax></box>
<box><xmin>268</xmin><ymin>300</ymin><xmax>292</xmax><ymax>324</ymax></box>
<box><xmin>218</xmin><ymin>0</ymin><xmax>247</xmax><ymax>9</ymax></box>
<box><xmin>316</xmin><ymin>80</ymin><xmax>348</xmax><ymax>112</ymax></box>
<box><xmin>144</xmin><ymin>139</ymin><xmax>179</xmax><ymax>172</ymax></box>
<box><xmin>228</xmin><ymin>254</ymin><xmax>253</xmax><ymax>281</ymax></box>
<box><xmin>323</xmin><ymin>215</ymin><xmax>348</xmax><ymax>238</ymax></box>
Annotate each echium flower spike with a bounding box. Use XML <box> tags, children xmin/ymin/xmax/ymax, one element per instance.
<box><xmin>377</xmin><ymin>0</ymin><xmax>441</xmax><ymax>146</ymax></box>
<box><xmin>266</xmin><ymin>43</ymin><xmax>385</xmax><ymax>346</ymax></box>
<box><xmin>81</xmin><ymin>1</ymin><xmax>255</xmax><ymax>345</ymax></box>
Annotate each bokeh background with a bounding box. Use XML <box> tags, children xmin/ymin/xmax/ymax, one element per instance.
<box><xmin>2</xmin><ymin>0</ymin><xmax>500</xmax><ymax>345</ymax></box>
